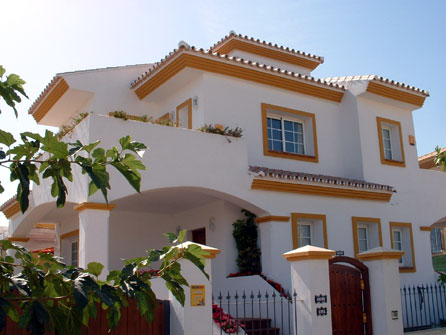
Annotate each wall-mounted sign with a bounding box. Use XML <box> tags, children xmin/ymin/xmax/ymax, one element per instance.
<box><xmin>315</xmin><ymin>294</ymin><xmax>328</xmax><ymax>304</ymax></box>
<box><xmin>316</xmin><ymin>307</ymin><xmax>328</xmax><ymax>316</ymax></box>
<box><xmin>391</xmin><ymin>310</ymin><xmax>399</xmax><ymax>320</ymax></box>
<box><xmin>190</xmin><ymin>285</ymin><xmax>205</xmax><ymax>306</ymax></box>
<box><xmin>336</xmin><ymin>250</ymin><xmax>344</xmax><ymax>256</ymax></box>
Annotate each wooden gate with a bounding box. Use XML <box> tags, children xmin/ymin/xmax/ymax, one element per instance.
<box><xmin>329</xmin><ymin>256</ymin><xmax>372</xmax><ymax>335</ymax></box>
<box><xmin>1</xmin><ymin>299</ymin><xmax>169</xmax><ymax>335</ymax></box>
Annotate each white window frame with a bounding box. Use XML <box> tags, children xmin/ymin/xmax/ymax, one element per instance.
<box><xmin>431</xmin><ymin>228</ymin><xmax>443</xmax><ymax>254</ymax></box>
<box><xmin>357</xmin><ymin>224</ymin><xmax>369</xmax><ymax>253</ymax></box>
<box><xmin>382</xmin><ymin>127</ymin><xmax>393</xmax><ymax>160</ymax></box>
<box><xmin>392</xmin><ymin>229</ymin><xmax>404</xmax><ymax>264</ymax></box>
<box><xmin>298</xmin><ymin>223</ymin><xmax>312</xmax><ymax>247</ymax></box>
<box><xmin>267</xmin><ymin>114</ymin><xmax>306</xmax><ymax>155</ymax></box>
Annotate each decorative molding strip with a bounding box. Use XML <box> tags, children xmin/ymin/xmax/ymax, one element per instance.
<box><xmin>60</xmin><ymin>229</ymin><xmax>79</xmax><ymax>240</ymax></box>
<box><xmin>367</xmin><ymin>81</ymin><xmax>426</xmax><ymax>107</ymax></box>
<box><xmin>34</xmin><ymin>223</ymin><xmax>55</xmax><ymax>229</ymax></box>
<box><xmin>8</xmin><ymin>237</ymin><xmax>29</xmax><ymax>242</ymax></box>
<box><xmin>31</xmin><ymin>77</ymin><xmax>69</xmax><ymax>122</ymax></box>
<box><xmin>212</xmin><ymin>39</ymin><xmax>321</xmax><ymax>70</ymax></box>
<box><xmin>134</xmin><ymin>53</ymin><xmax>344</xmax><ymax>103</ymax></box>
<box><xmin>74</xmin><ymin>202</ymin><xmax>116</xmax><ymax>212</ymax></box>
<box><xmin>251</xmin><ymin>179</ymin><xmax>392</xmax><ymax>202</ymax></box>
<box><xmin>2</xmin><ymin>201</ymin><xmax>21</xmax><ymax>219</ymax></box>
<box><xmin>255</xmin><ymin>216</ymin><xmax>290</xmax><ymax>224</ymax></box>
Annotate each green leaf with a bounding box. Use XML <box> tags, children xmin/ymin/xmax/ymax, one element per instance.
<box><xmin>0</xmin><ymin>66</ymin><xmax>5</xmax><ymax>77</ymax></box>
<box><xmin>40</xmin><ymin>130</ymin><xmax>68</xmax><ymax>158</ymax></box>
<box><xmin>87</xmin><ymin>262</ymin><xmax>104</xmax><ymax>278</ymax></box>
<box><xmin>0</xmin><ymin>129</ymin><xmax>15</xmax><ymax>146</ymax></box>
<box><xmin>110</xmin><ymin>161</ymin><xmax>141</xmax><ymax>192</ymax></box>
<box><xmin>164</xmin><ymin>232</ymin><xmax>177</xmax><ymax>244</ymax></box>
<box><xmin>82</xmin><ymin>141</ymin><xmax>100</xmax><ymax>154</ymax></box>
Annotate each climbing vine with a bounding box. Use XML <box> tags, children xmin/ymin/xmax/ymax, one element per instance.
<box><xmin>232</xmin><ymin>209</ymin><xmax>261</xmax><ymax>274</ymax></box>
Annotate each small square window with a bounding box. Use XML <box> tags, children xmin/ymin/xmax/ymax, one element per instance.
<box><xmin>389</xmin><ymin>222</ymin><xmax>416</xmax><ymax>272</ymax></box>
<box><xmin>431</xmin><ymin>228</ymin><xmax>443</xmax><ymax>254</ymax></box>
<box><xmin>377</xmin><ymin>117</ymin><xmax>405</xmax><ymax>167</ymax></box>
<box><xmin>262</xmin><ymin>103</ymin><xmax>318</xmax><ymax>163</ymax></box>
<box><xmin>352</xmin><ymin>217</ymin><xmax>383</xmax><ymax>257</ymax></box>
<box><xmin>292</xmin><ymin>213</ymin><xmax>327</xmax><ymax>249</ymax></box>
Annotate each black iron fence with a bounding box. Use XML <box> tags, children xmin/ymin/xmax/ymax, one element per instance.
<box><xmin>213</xmin><ymin>291</ymin><xmax>298</xmax><ymax>335</ymax></box>
<box><xmin>401</xmin><ymin>283</ymin><xmax>446</xmax><ymax>332</ymax></box>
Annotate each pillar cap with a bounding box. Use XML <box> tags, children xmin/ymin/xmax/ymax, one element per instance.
<box><xmin>357</xmin><ymin>247</ymin><xmax>404</xmax><ymax>261</ymax></box>
<box><xmin>74</xmin><ymin>202</ymin><xmax>116</xmax><ymax>212</ymax></box>
<box><xmin>176</xmin><ymin>241</ymin><xmax>221</xmax><ymax>259</ymax></box>
<box><xmin>282</xmin><ymin>245</ymin><xmax>335</xmax><ymax>262</ymax></box>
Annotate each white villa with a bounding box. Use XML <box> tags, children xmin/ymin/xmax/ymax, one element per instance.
<box><xmin>1</xmin><ymin>32</ymin><xmax>445</xmax><ymax>298</ymax></box>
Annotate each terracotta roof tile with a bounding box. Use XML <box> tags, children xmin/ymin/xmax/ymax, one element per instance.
<box><xmin>131</xmin><ymin>46</ymin><xmax>345</xmax><ymax>91</ymax></box>
<box><xmin>210</xmin><ymin>31</ymin><xmax>324</xmax><ymax>64</ymax></box>
<box><xmin>249</xmin><ymin>166</ymin><xmax>395</xmax><ymax>192</ymax></box>
<box><xmin>418</xmin><ymin>147</ymin><xmax>446</xmax><ymax>162</ymax></box>
<box><xmin>0</xmin><ymin>195</ymin><xmax>18</xmax><ymax>212</ymax></box>
<box><xmin>322</xmin><ymin>75</ymin><xmax>429</xmax><ymax>97</ymax></box>
<box><xmin>28</xmin><ymin>76</ymin><xmax>63</xmax><ymax>115</ymax></box>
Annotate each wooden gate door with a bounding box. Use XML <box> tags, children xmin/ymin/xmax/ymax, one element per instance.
<box><xmin>329</xmin><ymin>256</ymin><xmax>372</xmax><ymax>335</ymax></box>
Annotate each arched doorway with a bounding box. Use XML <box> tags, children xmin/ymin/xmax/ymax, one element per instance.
<box><xmin>329</xmin><ymin>256</ymin><xmax>373</xmax><ymax>335</ymax></box>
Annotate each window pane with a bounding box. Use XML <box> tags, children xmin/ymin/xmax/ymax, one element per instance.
<box><xmin>284</xmin><ymin>120</ymin><xmax>293</xmax><ymax>131</ymax></box>
<box><xmin>284</xmin><ymin>131</ymin><xmax>294</xmax><ymax>142</ymax></box>
<box><xmin>382</xmin><ymin>128</ymin><xmax>393</xmax><ymax>160</ymax></box>
<box><xmin>272</xmin><ymin>129</ymin><xmax>282</xmax><ymax>140</ymax></box>
<box><xmin>358</xmin><ymin>227</ymin><xmax>367</xmax><ymax>240</ymax></box>
<box><xmin>271</xmin><ymin>118</ymin><xmax>281</xmax><ymax>129</ymax></box>
<box><xmin>359</xmin><ymin>239</ymin><xmax>368</xmax><ymax>253</ymax></box>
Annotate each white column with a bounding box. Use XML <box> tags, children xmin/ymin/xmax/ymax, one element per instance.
<box><xmin>358</xmin><ymin>247</ymin><xmax>404</xmax><ymax>335</ymax></box>
<box><xmin>75</xmin><ymin>202</ymin><xmax>115</xmax><ymax>277</ymax></box>
<box><xmin>169</xmin><ymin>241</ymin><xmax>220</xmax><ymax>335</ymax></box>
<box><xmin>283</xmin><ymin>245</ymin><xmax>335</xmax><ymax>335</ymax></box>
<box><xmin>257</xmin><ymin>216</ymin><xmax>292</xmax><ymax>286</ymax></box>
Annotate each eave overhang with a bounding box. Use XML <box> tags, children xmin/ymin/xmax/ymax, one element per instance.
<box><xmin>210</xmin><ymin>36</ymin><xmax>323</xmax><ymax>70</ymax></box>
<box><xmin>132</xmin><ymin>48</ymin><xmax>344</xmax><ymax>103</ymax></box>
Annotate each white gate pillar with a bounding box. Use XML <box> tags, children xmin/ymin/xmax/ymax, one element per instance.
<box><xmin>257</xmin><ymin>216</ymin><xmax>291</xmax><ymax>280</ymax></box>
<box><xmin>283</xmin><ymin>245</ymin><xmax>335</xmax><ymax>335</ymax></box>
<box><xmin>74</xmin><ymin>202</ymin><xmax>115</xmax><ymax>277</ymax></box>
<box><xmin>168</xmin><ymin>241</ymin><xmax>220</xmax><ymax>335</ymax></box>
<box><xmin>358</xmin><ymin>247</ymin><xmax>404</xmax><ymax>335</ymax></box>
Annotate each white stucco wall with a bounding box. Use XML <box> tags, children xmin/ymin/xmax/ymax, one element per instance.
<box><xmin>8</xmin><ymin>58</ymin><xmax>446</xmax><ymax>290</ymax></box>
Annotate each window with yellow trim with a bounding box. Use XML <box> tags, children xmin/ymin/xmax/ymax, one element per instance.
<box><xmin>262</xmin><ymin>103</ymin><xmax>318</xmax><ymax>163</ymax></box>
<box><xmin>376</xmin><ymin>117</ymin><xmax>405</xmax><ymax>167</ymax></box>
<box><xmin>352</xmin><ymin>217</ymin><xmax>383</xmax><ymax>257</ymax></box>
<box><xmin>176</xmin><ymin>98</ymin><xmax>192</xmax><ymax>129</ymax></box>
<box><xmin>291</xmin><ymin>213</ymin><xmax>327</xmax><ymax>249</ymax></box>
<box><xmin>389</xmin><ymin>222</ymin><xmax>416</xmax><ymax>272</ymax></box>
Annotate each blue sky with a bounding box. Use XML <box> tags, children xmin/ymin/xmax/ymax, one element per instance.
<box><xmin>0</xmin><ymin>0</ymin><xmax>445</xmax><ymax>225</ymax></box>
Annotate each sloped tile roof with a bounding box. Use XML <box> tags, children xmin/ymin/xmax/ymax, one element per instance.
<box><xmin>210</xmin><ymin>32</ymin><xmax>324</xmax><ymax>64</ymax></box>
<box><xmin>323</xmin><ymin>75</ymin><xmax>429</xmax><ymax>96</ymax></box>
<box><xmin>130</xmin><ymin>46</ymin><xmax>344</xmax><ymax>91</ymax></box>
<box><xmin>249</xmin><ymin>166</ymin><xmax>395</xmax><ymax>192</ymax></box>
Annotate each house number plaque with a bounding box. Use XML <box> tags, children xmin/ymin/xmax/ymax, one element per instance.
<box><xmin>190</xmin><ymin>285</ymin><xmax>205</xmax><ymax>306</ymax></box>
<box><xmin>316</xmin><ymin>307</ymin><xmax>328</xmax><ymax>316</ymax></box>
<box><xmin>314</xmin><ymin>294</ymin><xmax>328</xmax><ymax>304</ymax></box>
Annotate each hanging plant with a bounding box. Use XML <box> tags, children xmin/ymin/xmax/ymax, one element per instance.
<box><xmin>232</xmin><ymin>209</ymin><xmax>261</xmax><ymax>274</ymax></box>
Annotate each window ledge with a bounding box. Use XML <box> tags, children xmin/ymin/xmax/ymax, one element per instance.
<box><xmin>399</xmin><ymin>266</ymin><xmax>416</xmax><ymax>273</ymax></box>
<box><xmin>382</xmin><ymin>158</ymin><xmax>406</xmax><ymax>167</ymax></box>
<box><xmin>265</xmin><ymin>150</ymin><xmax>319</xmax><ymax>163</ymax></box>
